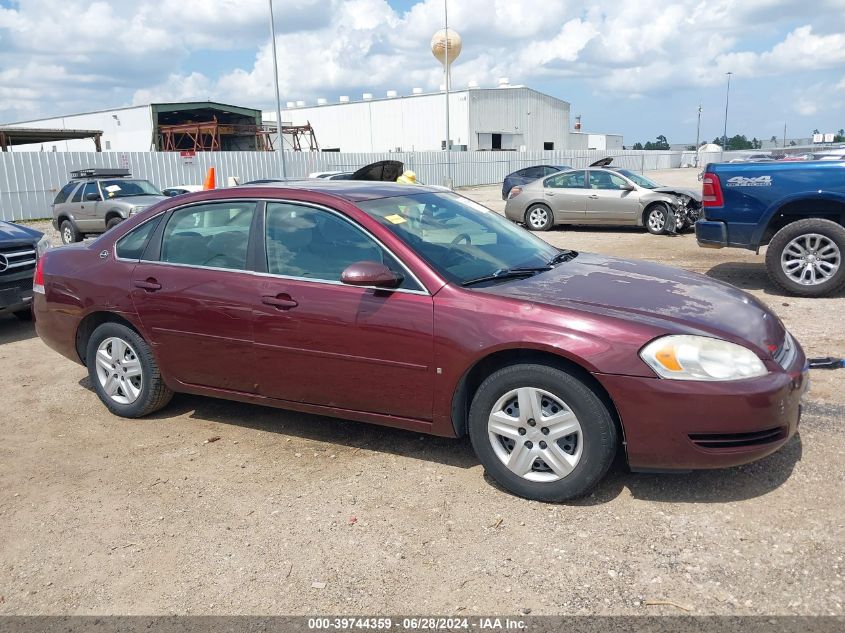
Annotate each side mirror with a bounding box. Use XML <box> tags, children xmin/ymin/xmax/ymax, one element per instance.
<box><xmin>341</xmin><ymin>261</ymin><xmax>403</xmax><ymax>288</ymax></box>
<box><xmin>85</xmin><ymin>192</ymin><xmax>101</xmax><ymax>201</ymax></box>
<box><xmin>621</xmin><ymin>182</ymin><xmax>635</xmax><ymax>191</ymax></box>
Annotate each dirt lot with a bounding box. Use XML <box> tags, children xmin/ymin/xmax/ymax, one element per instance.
<box><xmin>1</xmin><ymin>169</ymin><xmax>843</xmax><ymax>616</ymax></box>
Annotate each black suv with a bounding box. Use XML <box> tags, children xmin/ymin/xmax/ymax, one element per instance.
<box><xmin>0</xmin><ymin>221</ymin><xmax>48</xmax><ymax>320</ymax></box>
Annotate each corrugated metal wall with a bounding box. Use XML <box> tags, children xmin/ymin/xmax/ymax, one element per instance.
<box><xmin>0</xmin><ymin>149</ymin><xmax>732</xmax><ymax>221</ymax></box>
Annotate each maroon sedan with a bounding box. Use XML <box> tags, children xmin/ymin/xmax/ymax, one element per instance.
<box><xmin>33</xmin><ymin>181</ymin><xmax>809</xmax><ymax>501</ymax></box>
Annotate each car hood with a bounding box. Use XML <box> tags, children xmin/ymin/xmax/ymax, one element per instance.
<box><xmin>0</xmin><ymin>220</ymin><xmax>42</xmax><ymax>242</ymax></box>
<box><xmin>653</xmin><ymin>186</ymin><xmax>702</xmax><ymax>202</ymax></box>
<box><xmin>483</xmin><ymin>253</ymin><xmax>785</xmax><ymax>354</ymax></box>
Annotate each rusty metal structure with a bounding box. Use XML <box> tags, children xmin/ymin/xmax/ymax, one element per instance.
<box><xmin>157</xmin><ymin>119</ymin><xmax>319</xmax><ymax>152</ymax></box>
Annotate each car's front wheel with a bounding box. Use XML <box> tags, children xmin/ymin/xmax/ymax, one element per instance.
<box><xmin>86</xmin><ymin>322</ymin><xmax>173</xmax><ymax>418</ymax></box>
<box><xmin>106</xmin><ymin>216</ymin><xmax>123</xmax><ymax>231</ymax></box>
<box><xmin>766</xmin><ymin>218</ymin><xmax>845</xmax><ymax>297</ymax></box>
<box><xmin>524</xmin><ymin>204</ymin><xmax>554</xmax><ymax>231</ymax></box>
<box><xmin>645</xmin><ymin>203</ymin><xmax>672</xmax><ymax>235</ymax></box>
<box><xmin>468</xmin><ymin>364</ymin><xmax>618</xmax><ymax>502</ymax></box>
<box><xmin>60</xmin><ymin>220</ymin><xmax>83</xmax><ymax>244</ymax></box>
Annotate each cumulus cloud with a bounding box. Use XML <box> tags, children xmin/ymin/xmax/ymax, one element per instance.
<box><xmin>1</xmin><ymin>0</ymin><xmax>844</xmax><ymax>126</ymax></box>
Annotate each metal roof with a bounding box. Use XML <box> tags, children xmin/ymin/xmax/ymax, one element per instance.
<box><xmin>0</xmin><ymin>126</ymin><xmax>102</xmax><ymax>150</ymax></box>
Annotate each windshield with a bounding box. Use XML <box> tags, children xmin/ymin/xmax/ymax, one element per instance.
<box><xmin>99</xmin><ymin>179</ymin><xmax>162</xmax><ymax>199</ymax></box>
<box><xmin>614</xmin><ymin>170</ymin><xmax>660</xmax><ymax>189</ymax></box>
<box><xmin>358</xmin><ymin>192</ymin><xmax>561</xmax><ymax>286</ymax></box>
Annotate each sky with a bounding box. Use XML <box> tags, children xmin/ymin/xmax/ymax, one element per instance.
<box><xmin>1</xmin><ymin>0</ymin><xmax>844</xmax><ymax>145</ymax></box>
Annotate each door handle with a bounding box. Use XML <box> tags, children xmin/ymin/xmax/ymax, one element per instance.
<box><xmin>262</xmin><ymin>294</ymin><xmax>298</xmax><ymax>310</ymax></box>
<box><xmin>588</xmin><ymin>194</ymin><xmax>599</xmax><ymax>199</ymax></box>
<box><xmin>134</xmin><ymin>278</ymin><xmax>162</xmax><ymax>291</ymax></box>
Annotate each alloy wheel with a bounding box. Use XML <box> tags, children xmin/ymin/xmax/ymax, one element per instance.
<box><xmin>487</xmin><ymin>387</ymin><xmax>583</xmax><ymax>483</ymax></box>
<box><xmin>781</xmin><ymin>233</ymin><xmax>841</xmax><ymax>286</ymax></box>
<box><xmin>528</xmin><ymin>207</ymin><xmax>549</xmax><ymax>230</ymax></box>
<box><xmin>94</xmin><ymin>337</ymin><xmax>143</xmax><ymax>405</ymax></box>
<box><xmin>648</xmin><ymin>208</ymin><xmax>666</xmax><ymax>233</ymax></box>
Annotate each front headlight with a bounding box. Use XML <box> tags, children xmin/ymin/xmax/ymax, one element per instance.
<box><xmin>36</xmin><ymin>235</ymin><xmax>50</xmax><ymax>257</ymax></box>
<box><xmin>640</xmin><ymin>335</ymin><xmax>768</xmax><ymax>381</ymax></box>
<box><xmin>129</xmin><ymin>206</ymin><xmax>144</xmax><ymax>216</ymax></box>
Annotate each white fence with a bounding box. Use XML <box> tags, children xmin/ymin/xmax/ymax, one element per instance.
<box><xmin>0</xmin><ymin>149</ymin><xmax>732</xmax><ymax>221</ymax></box>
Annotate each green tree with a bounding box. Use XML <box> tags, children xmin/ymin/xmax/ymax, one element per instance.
<box><xmin>813</xmin><ymin>128</ymin><xmax>820</xmax><ymax>135</ymax></box>
<box><xmin>835</xmin><ymin>129</ymin><xmax>845</xmax><ymax>143</ymax></box>
<box><xmin>654</xmin><ymin>134</ymin><xmax>670</xmax><ymax>150</ymax></box>
<box><xmin>632</xmin><ymin>142</ymin><xmax>644</xmax><ymax>150</ymax></box>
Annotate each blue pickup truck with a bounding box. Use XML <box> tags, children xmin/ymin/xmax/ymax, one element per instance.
<box><xmin>696</xmin><ymin>160</ymin><xmax>845</xmax><ymax>297</ymax></box>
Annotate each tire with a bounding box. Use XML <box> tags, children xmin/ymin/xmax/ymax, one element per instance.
<box><xmin>86</xmin><ymin>322</ymin><xmax>173</xmax><ymax>418</ymax></box>
<box><xmin>106</xmin><ymin>216</ymin><xmax>123</xmax><ymax>231</ymax></box>
<box><xmin>765</xmin><ymin>218</ymin><xmax>845</xmax><ymax>297</ymax></box>
<box><xmin>644</xmin><ymin>203</ymin><xmax>671</xmax><ymax>235</ymax></box>
<box><xmin>524</xmin><ymin>204</ymin><xmax>554</xmax><ymax>231</ymax></box>
<box><xmin>468</xmin><ymin>363</ymin><xmax>618</xmax><ymax>502</ymax></box>
<box><xmin>60</xmin><ymin>220</ymin><xmax>82</xmax><ymax>244</ymax></box>
<box><xmin>13</xmin><ymin>309</ymin><xmax>33</xmax><ymax>321</ymax></box>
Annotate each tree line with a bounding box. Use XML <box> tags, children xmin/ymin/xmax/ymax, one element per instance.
<box><xmin>629</xmin><ymin>128</ymin><xmax>845</xmax><ymax>152</ymax></box>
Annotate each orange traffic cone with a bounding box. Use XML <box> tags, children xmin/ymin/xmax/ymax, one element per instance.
<box><xmin>203</xmin><ymin>167</ymin><xmax>216</xmax><ymax>190</ymax></box>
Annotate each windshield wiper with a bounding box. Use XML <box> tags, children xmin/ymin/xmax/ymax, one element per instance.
<box><xmin>548</xmin><ymin>249</ymin><xmax>577</xmax><ymax>265</ymax></box>
<box><xmin>461</xmin><ymin>266</ymin><xmax>551</xmax><ymax>287</ymax></box>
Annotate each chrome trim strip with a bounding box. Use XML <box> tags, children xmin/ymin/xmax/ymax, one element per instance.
<box><xmin>2</xmin><ymin>249</ymin><xmax>36</xmax><ymax>257</ymax></box>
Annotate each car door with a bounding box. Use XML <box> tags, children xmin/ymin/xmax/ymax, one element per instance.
<box><xmin>129</xmin><ymin>200</ymin><xmax>260</xmax><ymax>393</ymax></box>
<box><xmin>75</xmin><ymin>181</ymin><xmax>103</xmax><ymax>231</ymax></box>
<box><xmin>585</xmin><ymin>170</ymin><xmax>640</xmax><ymax>224</ymax></box>
<box><xmin>253</xmin><ymin>201</ymin><xmax>435</xmax><ymax>420</ymax></box>
<box><xmin>543</xmin><ymin>170</ymin><xmax>587</xmax><ymax>221</ymax></box>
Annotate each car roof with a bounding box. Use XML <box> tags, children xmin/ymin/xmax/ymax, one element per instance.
<box><xmin>240</xmin><ymin>179</ymin><xmax>446</xmax><ymax>202</ymax></box>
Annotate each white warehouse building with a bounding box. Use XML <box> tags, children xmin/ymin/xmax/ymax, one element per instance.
<box><xmin>265</xmin><ymin>84</ymin><xmax>579</xmax><ymax>153</ymax></box>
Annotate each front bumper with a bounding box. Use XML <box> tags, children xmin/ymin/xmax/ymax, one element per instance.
<box><xmin>695</xmin><ymin>220</ymin><xmax>728</xmax><ymax>248</ymax></box>
<box><xmin>0</xmin><ymin>275</ymin><xmax>34</xmax><ymax>314</ymax></box>
<box><xmin>597</xmin><ymin>347</ymin><xmax>808</xmax><ymax>471</ymax></box>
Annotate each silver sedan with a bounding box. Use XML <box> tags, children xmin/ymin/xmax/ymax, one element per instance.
<box><xmin>504</xmin><ymin>168</ymin><xmax>684</xmax><ymax>234</ymax></box>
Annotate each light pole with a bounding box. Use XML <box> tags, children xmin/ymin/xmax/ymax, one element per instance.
<box><xmin>268</xmin><ymin>0</ymin><xmax>287</xmax><ymax>180</ymax></box>
<box><xmin>722</xmin><ymin>71</ymin><xmax>733</xmax><ymax>153</ymax></box>
<box><xmin>694</xmin><ymin>103</ymin><xmax>702</xmax><ymax>167</ymax></box>
<box><xmin>443</xmin><ymin>0</ymin><xmax>452</xmax><ymax>188</ymax></box>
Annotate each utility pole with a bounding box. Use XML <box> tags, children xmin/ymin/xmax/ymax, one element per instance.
<box><xmin>443</xmin><ymin>0</ymin><xmax>452</xmax><ymax>188</ymax></box>
<box><xmin>268</xmin><ymin>0</ymin><xmax>287</xmax><ymax>179</ymax></box>
<box><xmin>722</xmin><ymin>71</ymin><xmax>733</xmax><ymax>154</ymax></box>
<box><xmin>783</xmin><ymin>123</ymin><xmax>787</xmax><ymax>149</ymax></box>
<box><xmin>694</xmin><ymin>103</ymin><xmax>702</xmax><ymax>167</ymax></box>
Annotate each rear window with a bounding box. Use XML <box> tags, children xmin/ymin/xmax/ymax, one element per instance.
<box><xmin>54</xmin><ymin>182</ymin><xmax>78</xmax><ymax>205</ymax></box>
<box><xmin>116</xmin><ymin>216</ymin><xmax>163</xmax><ymax>260</ymax></box>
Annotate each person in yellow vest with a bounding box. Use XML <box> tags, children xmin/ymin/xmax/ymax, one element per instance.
<box><xmin>394</xmin><ymin>170</ymin><xmax>422</xmax><ymax>228</ymax></box>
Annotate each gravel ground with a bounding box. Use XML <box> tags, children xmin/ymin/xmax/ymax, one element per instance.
<box><xmin>1</xmin><ymin>169</ymin><xmax>843</xmax><ymax>616</ymax></box>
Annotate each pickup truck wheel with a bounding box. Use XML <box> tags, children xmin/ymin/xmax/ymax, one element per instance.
<box><xmin>766</xmin><ymin>219</ymin><xmax>845</xmax><ymax>297</ymax></box>
<box><xmin>468</xmin><ymin>364</ymin><xmax>618</xmax><ymax>502</ymax></box>
<box><xmin>60</xmin><ymin>220</ymin><xmax>82</xmax><ymax>244</ymax></box>
<box><xmin>106</xmin><ymin>216</ymin><xmax>123</xmax><ymax>231</ymax></box>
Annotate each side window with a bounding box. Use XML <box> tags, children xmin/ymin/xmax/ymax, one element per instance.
<box><xmin>115</xmin><ymin>216</ymin><xmax>163</xmax><ymax>260</ymax></box>
<box><xmin>543</xmin><ymin>166</ymin><xmax>562</xmax><ymax>176</ymax></box>
<box><xmin>545</xmin><ymin>171</ymin><xmax>585</xmax><ymax>189</ymax></box>
<box><xmin>71</xmin><ymin>183</ymin><xmax>85</xmax><ymax>203</ymax></box>
<box><xmin>588</xmin><ymin>171</ymin><xmax>628</xmax><ymax>190</ymax></box>
<box><xmin>54</xmin><ymin>182</ymin><xmax>78</xmax><ymax>205</ymax></box>
<box><xmin>265</xmin><ymin>202</ymin><xmax>420</xmax><ymax>290</ymax></box>
<box><xmin>523</xmin><ymin>167</ymin><xmax>544</xmax><ymax>179</ymax></box>
<box><xmin>160</xmin><ymin>202</ymin><xmax>255</xmax><ymax>270</ymax></box>
<box><xmin>81</xmin><ymin>182</ymin><xmax>100</xmax><ymax>201</ymax></box>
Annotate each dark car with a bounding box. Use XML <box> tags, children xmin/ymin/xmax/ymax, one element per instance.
<box><xmin>502</xmin><ymin>165</ymin><xmax>572</xmax><ymax>200</ymax></box>
<box><xmin>0</xmin><ymin>221</ymin><xmax>49</xmax><ymax>320</ymax></box>
<box><xmin>33</xmin><ymin>182</ymin><xmax>808</xmax><ymax>501</ymax></box>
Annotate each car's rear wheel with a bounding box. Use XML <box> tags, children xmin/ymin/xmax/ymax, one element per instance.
<box><xmin>86</xmin><ymin>322</ymin><xmax>173</xmax><ymax>418</ymax></box>
<box><xmin>106</xmin><ymin>216</ymin><xmax>123</xmax><ymax>231</ymax></box>
<box><xmin>645</xmin><ymin>203</ymin><xmax>671</xmax><ymax>235</ymax></box>
<box><xmin>524</xmin><ymin>204</ymin><xmax>554</xmax><ymax>231</ymax></box>
<box><xmin>766</xmin><ymin>219</ymin><xmax>845</xmax><ymax>297</ymax></box>
<box><xmin>60</xmin><ymin>220</ymin><xmax>82</xmax><ymax>244</ymax></box>
<box><xmin>468</xmin><ymin>364</ymin><xmax>618</xmax><ymax>502</ymax></box>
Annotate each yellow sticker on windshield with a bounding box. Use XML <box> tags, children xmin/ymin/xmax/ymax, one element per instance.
<box><xmin>385</xmin><ymin>214</ymin><xmax>407</xmax><ymax>224</ymax></box>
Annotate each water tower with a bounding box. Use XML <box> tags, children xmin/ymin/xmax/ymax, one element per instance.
<box><xmin>431</xmin><ymin>28</ymin><xmax>462</xmax><ymax>87</ymax></box>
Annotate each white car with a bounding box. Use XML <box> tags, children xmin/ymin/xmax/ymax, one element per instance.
<box><xmin>162</xmin><ymin>185</ymin><xmax>204</xmax><ymax>197</ymax></box>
